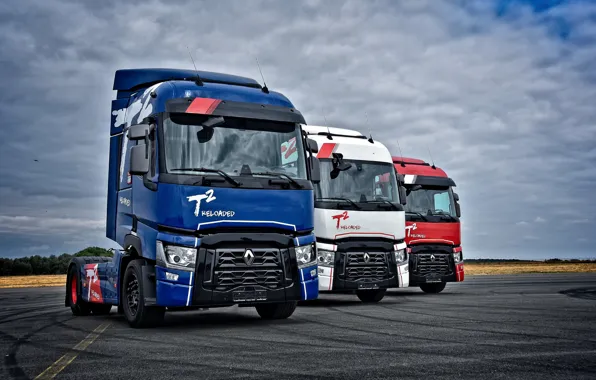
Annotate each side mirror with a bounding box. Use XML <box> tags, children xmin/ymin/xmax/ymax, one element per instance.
<box><xmin>130</xmin><ymin>145</ymin><xmax>149</xmax><ymax>175</ymax></box>
<box><xmin>399</xmin><ymin>186</ymin><xmax>407</xmax><ymax>206</ymax></box>
<box><xmin>128</xmin><ymin>124</ymin><xmax>151</xmax><ymax>140</ymax></box>
<box><xmin>453</xmin><ymin>192</ymin><xmax>459</xmax><ymax>202</ymax></box>
<box><xmin>455</xmin><ymin>202</ymin><xmax>461</xmax><ymax>218</ymax></box>
<box><xmin>306</xmin><ymin>138</ymin><xmax>319</xmax><ymax>153</ymax></box>
<box><xmin>309</xmin><ymin>156</ymin><xmax>321</xmax><ymax>183</ymax></box>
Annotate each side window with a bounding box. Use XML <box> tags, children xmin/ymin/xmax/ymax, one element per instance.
<box><xmin>433</xmin><ymin>192</ymin><xmax>450</xmax><ymax>212</ymax></box>
<box><xmin>118</xmin><ymin>130</ymin><xmax>137</xmax><ymax>190</ymax></box>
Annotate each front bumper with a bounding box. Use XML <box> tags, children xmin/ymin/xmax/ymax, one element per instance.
<box><xmin>154</xmin><ymin>233</ymin><xmax>318</xmax><ymax>307</ymax></box>
<box><xmin>318</xmin><ymin>262</ymin><xmax>408</xmax><ymax>292</ymax></box>
<box><xmin>408</xmin><ymin>245</ymin><xmax>464</xmax><ymax>285</ymax></box>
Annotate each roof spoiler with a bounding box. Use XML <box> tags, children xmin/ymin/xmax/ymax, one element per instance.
<box><xmin>113</xmin><ymin>68</ymin><xmax>262</xmax><ymax>91</ymax></box>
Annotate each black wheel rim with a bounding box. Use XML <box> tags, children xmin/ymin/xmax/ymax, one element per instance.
<box><xmin>126</xmin><ymin>272</ymin><xmax>140</xmax><ymax>317</ymax></box>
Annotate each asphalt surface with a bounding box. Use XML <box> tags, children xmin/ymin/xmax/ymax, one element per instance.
<box><xmin>1</xmin><ymin>273</ymin><xmax>596</xmax><ymax>380</ymax></box>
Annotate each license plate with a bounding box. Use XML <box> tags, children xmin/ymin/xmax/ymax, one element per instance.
<box><xmin>425</xmin><ymin>275</ymin><xmax>442</xmax><ymax>283</ymax></box>
<box><xmin>233</xmin><ymin>290</ymin><xmax>267</xmax><ymax>302</ymax></box>
<box><xmin>358</xmin><ymin>283</ymin><xmax>380</xmax><ymax>290</ymax></box>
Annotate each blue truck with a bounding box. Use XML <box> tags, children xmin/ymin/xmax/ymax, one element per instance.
<box><xmin>65</xmin><ymin>68</ymin><xmax>321</xmax><ymax>327</ymax></box>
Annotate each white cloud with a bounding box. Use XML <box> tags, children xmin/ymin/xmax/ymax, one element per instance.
<box><xmin>516</xmin><ymin>221</ymin><xmax>529</xmax><ymax>226</ymax></box>
<box><xmin>0</xmin><ymin>0</ymin><xmax>595</xmax><ymax>258</ymax></box>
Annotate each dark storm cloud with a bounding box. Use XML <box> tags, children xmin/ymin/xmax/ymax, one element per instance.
<box><xmin>0</xmin><ymin>0</ymin><xmax>594</xmax><ymax>258</ymax></box>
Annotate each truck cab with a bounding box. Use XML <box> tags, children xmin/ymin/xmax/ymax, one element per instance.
<box><xmin>304</xmin><ymin>126</ymin><xmax>409</xmax><ymax>303</ymax></box>
<box><xmin>393</xmin><ymin>157</ymin><xmax>464</xmax><ymax>293</ymax></box>
<box><xmin>65</xmin><ymin>68</ymin><xmax>320</xmax><ymax>327</ymax></box>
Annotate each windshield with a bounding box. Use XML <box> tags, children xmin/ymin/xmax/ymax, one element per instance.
<box><xmin>162</xmin><ymin>114</ymin><xmax>307</xmax><ymax>179</ymax></box>
<box><xmin>405</xmin><ymin>185</ymin><xmax>457</xmax><ymax>217</ymax></box>
<box><xmin>315</xmin><ymin>160</ymin><xmax>399</xmax><ymax>203</ymax></box>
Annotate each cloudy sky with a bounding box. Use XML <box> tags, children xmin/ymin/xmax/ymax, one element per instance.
<box><xmin>0</xmin><ymin>0</ymin><xmax>595</xmax><ymax>259</ymax></box>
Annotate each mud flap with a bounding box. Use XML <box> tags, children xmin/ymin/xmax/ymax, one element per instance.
<box><xmin>65</xmin><ymin>256</ymin><xmax>113</xmax><ymax>307</ymax></box>
<box><xmin>142</xmin><ymin>264</ymin><xmax>157</xmax><ymax>306</ymax></box>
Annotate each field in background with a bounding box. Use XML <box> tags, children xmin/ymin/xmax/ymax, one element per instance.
<box><xmin>0</xmin><ymin>275</ymin><xmax>66</xmax><ymax>288</ymax></box>
<box><xmin>465</xmin><ymin>261</ymin><xmax>596</xmax><ymax>275</ymax></box>
<box><xmin>0</xmin><ymin>262</ymin><xmax>595</xmax><ymax>288</ymax></box>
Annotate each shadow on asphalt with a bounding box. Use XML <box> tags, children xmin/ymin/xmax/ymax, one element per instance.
<box><xmin>108</xmin><ymin>309</ymin><xmax>309</xmax><ymax>330</ymax></box>
<box><xmin>559</xmin><ymin>287</ymin><xmax>596</xmax><ymax>301</ymax></box>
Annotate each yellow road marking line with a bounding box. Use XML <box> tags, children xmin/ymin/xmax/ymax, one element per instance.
<box><xmin>34</xmin><ymin>322</ymin><xmax>111</xmax><ymax>379</ymax></box>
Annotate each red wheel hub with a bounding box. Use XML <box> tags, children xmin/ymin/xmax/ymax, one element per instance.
<box><xmin>71</xmin><ymin>276</ymin><xmax>78</xmax><ymax>304</ymax></box>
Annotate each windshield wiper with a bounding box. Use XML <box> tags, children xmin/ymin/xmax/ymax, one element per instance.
<box><xmin>171</xmin><ymin>168</ymin><xmax>241</xmax><ymax>187</ymax></box>
<box><xmin>250</xmin><ymin>172</ymin><xmax>304</xmax><ymax>189</ymax></box>
<box><xmin>429</xmin><ymin>210</ymin><xmax>458</xmax><ymax>221</ymax></box>
<box><xmin>364</xmin><ymin>199</ymin><xmax>400</xmax><ymax>210</ymax></box>
<box><xmin>406</xmin><ymin>211</ymin><xmax>428</xmax><ymax>221</ymax></box>
<box><xmin>317</xmin><ymin>197</ymin><xmax>362</xmax><ymax>210</ymax></box>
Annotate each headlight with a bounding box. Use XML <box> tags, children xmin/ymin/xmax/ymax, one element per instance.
<box><xmin>296</xmin><ymin>244</ymin><xmax>316</xmax><ymax>268</ymax></box>
<box><xmin>453</xmin><ymin>251</ymin><xmax>463</xmax><ymax>263</ymax></box>
<box><xmin>156</xmin><ymin>241</ymin><xmax>196</xmax><ymax>271</ymax></box>
<box><xmin>394</xmin><ymin>249</ymin><xmax>407</xmax><ymax>263</ymax></box>
<box><xmin>317</xmin><ymin>250</ymin><xmax>334</xmax><ymax>267</ymax></box>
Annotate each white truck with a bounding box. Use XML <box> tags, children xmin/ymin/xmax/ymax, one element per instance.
<box><xmin>303</xmin><ymin>125</ymin><xmax>409</xmax><ymax>302</ymax></box>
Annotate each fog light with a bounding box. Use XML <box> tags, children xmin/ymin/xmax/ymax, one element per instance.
<box><xmin>165</xmin><ymin>272</ymin><xmax>179</xmax><ymax>281</ymax></box>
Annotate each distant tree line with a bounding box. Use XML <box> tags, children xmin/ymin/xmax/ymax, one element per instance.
<box><xmin>466</xmin><ymin>258</ymin><xmax>596</xmax><ymax>263</ymax></box>
<box><xmin>0</xmin><ymin>247</ymin><xmax>113</xmax><ymax>276</ymax></box>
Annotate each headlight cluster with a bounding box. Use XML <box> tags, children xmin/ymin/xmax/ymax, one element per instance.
<box><xmin>394</xmin><ymin>249</ymin><xmax>407</xmax><ymax>263</ymax></box>
<box><xmin>156</xmin><ymin>241</ymin><xmax>196</xmax><ymax>271</ymax></box>
<box><xmin>453</xmin><ymin>251</ymin><xmax>463</xmax><ymax>263</ymax></box>
<box><xmin>296</xmin><ymin>244</ymin><xmax>316</xmax><ymax>268</ymax></box>
<box><xmin>317</xmin><ymin>250</ymin><xmax>334</xmax><ymax>267</ymax></box>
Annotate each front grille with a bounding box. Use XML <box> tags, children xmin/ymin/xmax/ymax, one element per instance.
<box><xmin>213</xmin><ymin>248</ymin><xmax>284</xmax><ymax>291</ymax></box>
<box><xmin>344</xmin><ymin>252</ymin><xmax>390</xmax><ymax>282</ymax></box>
<box><xmin>415</xmin><ymin>253</ymin><xmax>451</xmax><ymax>276</ymax></box>
<box><xmin>217</xmin><ymin>248</ymin><xmax>281</xmax><ymax>267</ymax></box>
<box><xmin>347</xmin><ymin>252</ymin><xmax>386</xmax><ymax>265</ymax></box>
<box><xmin>345</xmin><ymin>266</ymin><xmax>388</xmax><ymax>282</ymax></box>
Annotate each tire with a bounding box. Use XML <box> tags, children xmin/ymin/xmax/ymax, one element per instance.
<box><xmin>122</xmin><ymin>260</ymin><xmax>165</xmax><ymax>328</ymax></box>
<box><xmin>356</xmin><ymin>289</ymin><xmax>386</xmax><ymax>303</ymax></box>
<box><xmin>67</xmin><ymin>264</ymin><xmax>92</xmax><ymax>316</ymax></box>
<box><xmin>90</xmin><ymin>304</ymin><xmax>113</xmax><ymax>315</ymax></box>
<box><xmin>420</xmin><ymin>282</ymin><xmax>446</xmax><ymax>294</ymax></box>
<box><xmin>255</xmin><ymin>301</ymin><xmax>297</xmax><ymax>320</ymax></box>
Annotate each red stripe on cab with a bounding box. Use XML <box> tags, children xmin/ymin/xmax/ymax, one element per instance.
<box><xmin>317</xmin><ymin>143</ymin><xmax>337</xmax><ymax>159</ymax></box>
<box><xmin>186</xmin><ymin>98</ymin><xmax>222</xmax><ymax>115</ymax></box>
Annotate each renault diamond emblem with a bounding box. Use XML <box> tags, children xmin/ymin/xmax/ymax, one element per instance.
<box><xmin>363</xmin><ymin>252</ymin><xmax>370</xmax><ymax>263</ymax></box>
<box><xmin>430</xmin><ymin>254</ymin><xmax>436</xmax><ymax>262</ymax></box>
<box><xmin>244</xmin><ymin>249</ymin><xmax>255</xmax><ymax>265</ymax></box>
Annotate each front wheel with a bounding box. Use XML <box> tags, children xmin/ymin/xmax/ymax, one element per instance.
<box><xmin>122</xmin><ymin>260</ymin><xmax>165</xmax><ymax>328</ymax></box>
<box><xmin>420</xmin><ymin>282</ymin><xmax>446</xmax><ymax>294</ymax></box>
<box><xmin>356</xmin><ymin>289</ymin><xmax>386</xmax><ymax>303</ymax></box>
<box><xmin>255</xmin><ymin>302</ymin><xmax>297</xmax><ymax>320</ymax></box>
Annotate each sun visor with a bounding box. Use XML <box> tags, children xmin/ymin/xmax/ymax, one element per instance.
<box><xmin>165</xmin><ymin>97</ymin><xmax>306</xmax><ymax>124</ymax></box>
<box><xmin>407</xmin><ymin>175</ymin><xmax>456</xmax><ymax>187</ymax></box>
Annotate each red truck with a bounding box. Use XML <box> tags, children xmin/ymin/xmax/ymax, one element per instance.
<box><xmin>393</xmin><ymin>157</ymin><xmax>464</xmax><ymax>293</ymax></box>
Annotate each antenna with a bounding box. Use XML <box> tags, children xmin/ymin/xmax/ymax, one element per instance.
<box><xmin>365</xmin><ymin>112</ymin><xmax>374</xmax><ymax>143</ymax></box>
<box><xmin>186</xmin><ymin>46</ymin><xmax>203</xmax><ymax>86</ymax></box>
<box><xmin>255</xmin><ymin>57</ymin><xmax>269</xmax><ymax>94</ymax></box>
<box><xmin>323</xmin><ymin>110</ymin><xmax>333</xmax><ymax>140</ymax></box>
<box><xmin>427</xmin><ymin>146</ymin><xmax>436</xmax><ymax>169</ymax></box>
<box><xmin>396</xmin><ymin>140</ymin><xmax>406</xmax><ymax>167</ymax></box>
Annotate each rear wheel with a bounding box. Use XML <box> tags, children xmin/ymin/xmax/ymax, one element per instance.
<box><xmin>420</xmin><ymin>282</ymin><xmax>446</xmax><ymax>293</ymax></box>
<box><xmin>255</xmin><ymin>301</ymin><xmax>297</xmax><ymax>320</ymax></box>
<box><xmin>122</xmin><ymin>260</ymin><xmax>165</xmax><ymax>328</ymax></box>
<box><xmin>356</xmin><ymin>289</ymin><xmax>386</xmax><ymax>303</ymax></box>
<box><xmin>68</xmin><ymin>265</ymin><xmax>91</xmax><ymax>316</ymax></box>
